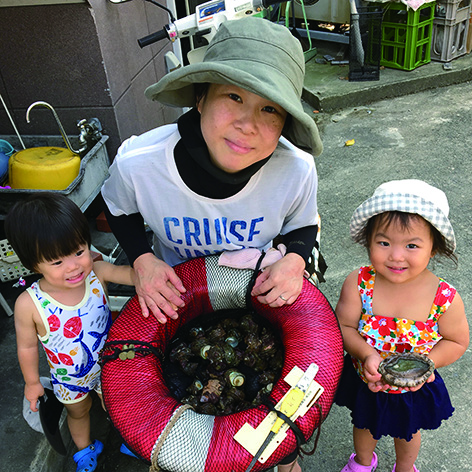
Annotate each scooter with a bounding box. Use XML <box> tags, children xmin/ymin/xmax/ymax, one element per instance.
<box><xmin>138</xmin><ymin>0</ymin><xmax>280</xmax><ymax>48</ymax></box>
<box><xmin>108</xmin><ymin>0</ymin><xmax>281</xmax><ymax>64</ymax></box>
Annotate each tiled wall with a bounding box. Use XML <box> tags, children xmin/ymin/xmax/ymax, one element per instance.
<box><xmin>0</xmin><ymin>0</ymin><xmax>182</xmax><ymax>158</ymax></box>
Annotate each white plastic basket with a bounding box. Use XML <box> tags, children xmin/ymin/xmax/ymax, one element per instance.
<box><xmin>0</xmin><ymin>239</ymin><xmax>33</xmax><ymax>283</ymax></box>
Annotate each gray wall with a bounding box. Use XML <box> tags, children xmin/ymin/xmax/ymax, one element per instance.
<box><xmin>0</xmin><ymin>0</ymin><xmax>182</xmax><ymax>158</ymax></box>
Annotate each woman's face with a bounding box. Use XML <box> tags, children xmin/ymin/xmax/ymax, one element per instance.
<box><xmin>197</xmin><ymin>84</ymin><xmax>287</xmax><ymax>173</ymax></box>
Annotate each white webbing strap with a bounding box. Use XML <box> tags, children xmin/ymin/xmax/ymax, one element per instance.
<box><xmin>149</xmin><ymin>404</ymin><xmax>194</xmax><ymax>472</ymax></box>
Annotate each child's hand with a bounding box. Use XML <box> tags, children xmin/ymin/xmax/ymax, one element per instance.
<box><xmin>403</xmin><ymin>371</ymin><xmax>436</xmax><ymax>392</ymax></box>
<box><xmin>25</xmin><ymin>381</ymin><xmax>45</xmax><ymax>412</ymax></box>
<box><xmin>367</xmin><ymin>379</ymin><xmax>390</xmax><ymax>393</ymax></box>
<box><xmin>363</xmin><ymin>353</ymin><xmax>384</xmax><ymax>392</ymax></box>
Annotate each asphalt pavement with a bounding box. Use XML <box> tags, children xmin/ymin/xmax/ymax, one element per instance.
<box><xmin>1</xmin><ymin>46</ymin><xmax>471</xmax><ymax>472</ymax></box>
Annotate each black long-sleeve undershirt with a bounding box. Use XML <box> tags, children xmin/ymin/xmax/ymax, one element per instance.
<box><xmin>102</xmin><ymin>206</ymin><xmax>153</xmax><ymax>266</ymax></box>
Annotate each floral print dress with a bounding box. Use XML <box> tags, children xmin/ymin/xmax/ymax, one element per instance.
<box><xmin>352</xmin><ymin>265</ymin><xmax>456</xmax><ymax>393</ymax></box>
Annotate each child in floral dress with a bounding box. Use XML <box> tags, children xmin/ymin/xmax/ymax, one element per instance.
<box><xmin>5</xmin><ymin>193</ymin><xmax>135</xmax><ymax>472</ymax></box>
<box><xmin>335</xmin><ymin>180</ymin><xmax>469</xmax><ymax>472</ymax></box>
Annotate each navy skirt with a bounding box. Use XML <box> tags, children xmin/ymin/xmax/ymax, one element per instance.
<box><xmin>335</xmin><ymin>354</ymin><xmax>454</xmax><ymax>441</ymax></box>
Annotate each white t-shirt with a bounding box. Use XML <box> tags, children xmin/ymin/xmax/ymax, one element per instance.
<box><xmin>102</xmin><ymin>125</ymin><xmax>318</xmax><ymax>267</ymax></box>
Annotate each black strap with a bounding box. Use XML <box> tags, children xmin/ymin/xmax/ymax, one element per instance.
<box><xmin>263</xmin><ymin>398</ymin><xmax>307</xmax><ymax>447</ymax></box>
<box><xmin>262</xmin><ymin>398</ymin><xmax>325</xmax><ymax>458</ymax></box>
<box><xmin>245</xmin><ymin>251</ymin><xmax>266</xmax><ymax>310</ymax></box>
<box><xmin>100</xmin><ymin>339</ymin><xmax>163</xmax><ymax>366</ymax></box>
<box><xmin>299</xmin><ymin>402</ymin><xmax>323</xmax><ymax>456</ymax></box>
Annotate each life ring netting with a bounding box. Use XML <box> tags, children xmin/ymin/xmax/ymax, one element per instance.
<box><xmin>101</xmin><ymin>254</ymin><xmax>343</xmax><ymax>472</ymax></box>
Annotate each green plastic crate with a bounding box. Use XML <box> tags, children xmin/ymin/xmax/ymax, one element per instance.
<box><xmin>380</xmin><ymin>2</ymin><xmax>436</xmax><ymax>71</ymax></box>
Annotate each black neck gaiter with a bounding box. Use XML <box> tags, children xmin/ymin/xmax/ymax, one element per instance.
<box><xmin>175</xmin><ymin>108</ymin><xmax>271</xmax><ymax>199</ymax></box>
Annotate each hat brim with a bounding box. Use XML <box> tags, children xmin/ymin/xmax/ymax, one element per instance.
<box><xmin>350</xmin><ymin>194</ymin><xmax>456</xmax><ymax>252</ymax></box>
<box><xmin>145</xmin><ymin>62</ymin><xmax>323</xmax><ymax>156</ymax></box>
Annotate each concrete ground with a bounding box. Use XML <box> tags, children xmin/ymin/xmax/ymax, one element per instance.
<box><xmin>304</xmin><ymin>76</ymin><xmax>472</xmax><ymax>472</ymax></box>
<box><xmin>1</xmin><ymin>43</ymin><xmax>471</xmax><ymax>472</ymax></box>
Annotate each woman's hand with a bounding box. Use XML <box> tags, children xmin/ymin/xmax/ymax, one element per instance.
<box><xmin>133</xmin><ymin>253</ymin><xmax>186</xmax><ymax>323</ymax></box>
<box><xmin>251</xmin><ymin>253</ymin><xmax>305</xmax><ymax>307</ymax></box>
<box><xmin>25</xmin><ymin>381</ymin><xmax>44</xmax><ymax>412</ymax></box>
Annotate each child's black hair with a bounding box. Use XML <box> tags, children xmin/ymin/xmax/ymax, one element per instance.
<box><xmin>355</xmin><ymin>211</ymin><xmax>457</xmax><ymax>265</ymax></box>
<box><xmin>4</xmin><ymin>193</ymin><xmax>91</xmax><ymax>273</ymax></box>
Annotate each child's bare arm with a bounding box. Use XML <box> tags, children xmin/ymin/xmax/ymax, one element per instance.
<box><xmin>336</xmin><ymin>271</ymin><xmax>374</xmax><ymax>359</ymax></box>
<box><xmin>14</xmin><ymin>292</ymin><xmax>44</xmax><ymax>411</ymax></box>
<box><xmin>336</xmin><ymin>270</ymin><xmax>383</xmax><ymax>388</ymax></box>
<box><xmin>428</xmin><ymin>292</ymin><xmax>469</xmax><ymax>369</ymax></box>
<box><xmin>92</xmin><ymin>260</ymin><xmax>136</xmax><ymax>287</ymax></box>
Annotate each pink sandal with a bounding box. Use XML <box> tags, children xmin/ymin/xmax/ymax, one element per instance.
<box><xmin>392</xmin><ymin>464</ymin><xmax>419</xmax><ymax>472</ymax></box>
<box><xmin>341</xmin><ymin>452</ymin><xmax>378</xmax><ymax>472</ymax></box>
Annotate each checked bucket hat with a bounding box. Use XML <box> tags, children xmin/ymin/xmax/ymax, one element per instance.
<box><xmin>145</xmin><ymin>16</ymin><xmax>323</xmax><ymax>156</ymax></box>
<box><xmin>350</xmin><ymin>179</ymin><xmax>456</xmax><ymax>252</ymax></box>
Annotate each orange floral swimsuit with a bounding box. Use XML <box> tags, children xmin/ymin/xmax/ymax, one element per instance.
<box><xmin>352</xmin><ymin>265</ymin><xmax>456</xmax><ymax>393</ymax></box>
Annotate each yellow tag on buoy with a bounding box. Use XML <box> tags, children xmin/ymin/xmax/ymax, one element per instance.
<box><xmin>234</xmin><ymin>365</ymin><xmax>324</xmax><ymax>464</ymax></box>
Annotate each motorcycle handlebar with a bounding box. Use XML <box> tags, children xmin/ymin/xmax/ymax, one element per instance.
<box><xmin>138</xmin><ymin>28</ymin><xmax>168</xmax><ymax>48</ymax></box>
<box><xmin>137</xmin><ymin>1</ymin><xmax>281</xmax><ymax>48</ymax></box>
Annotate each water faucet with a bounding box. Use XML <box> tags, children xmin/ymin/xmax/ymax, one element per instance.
<box><xmin>26</xmin><ymin>101</ymin><xmax>80</xmax><ymax>155</ymax></box>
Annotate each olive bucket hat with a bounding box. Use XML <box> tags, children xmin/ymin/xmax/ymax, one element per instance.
<box><xmin>350</xmin><ymin>179</ymin><xmax>456</xmax><ymax>252</ymax></box>
<box><xmin>145</xmin><ymin>16</ymin><xmax>323</xmax><ymax>156</ymax></box>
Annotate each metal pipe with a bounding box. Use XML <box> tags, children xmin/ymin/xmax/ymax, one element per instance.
<box><xmin>26</xmin><ymin>101</ymin><xmax>80</xmax><ymax>154</ymax></box>
<box><xmin>0</xmin><ymin>292</ymin><xmax>13</xmax><ymax>317</ymax></box>
<box><xmin>349</xmin><ymin>0</ymin><xmax>365</xmax><ymax>66</ymax></box>
<box><xmin>0</xmin><ymin>92</ymin><xmax>26</xmax><ymax>149</ymax></box>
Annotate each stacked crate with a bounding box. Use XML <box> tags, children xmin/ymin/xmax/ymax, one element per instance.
<box><xmin>0</xmin><ymin>239</ymin><xmax>32</xmax><ymax>283</ymax></box>
<box><xmin>431</xmin><ymin>0</ymin><xmax>471</xmax><ymax>61</ymax></box>
<box><xmin>379</xmin><ymin>2</ymin><xmax>436</xmax><ymax>71</ymax></box>
<box><xmin>348</xmin><ymin>5</ymin><xmax>384</xmax><ymax>81</ymax></box>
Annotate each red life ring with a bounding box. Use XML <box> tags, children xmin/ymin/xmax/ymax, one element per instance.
<box><xmin>101</xmin><ymin>255</ymin><xmax>343</xmax><ymax>471</ymax></box>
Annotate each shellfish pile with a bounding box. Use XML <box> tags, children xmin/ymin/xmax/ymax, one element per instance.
<box><xmin>163</xmin><ymin>310</ymin><xmax>283</xmax><ymax>416</ymax></box>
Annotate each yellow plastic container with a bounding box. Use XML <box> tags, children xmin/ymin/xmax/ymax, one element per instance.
<box><xmin>9</xmin><ymin>146</ymin><xmax>80</xmax><ymax>190</ymax></box>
